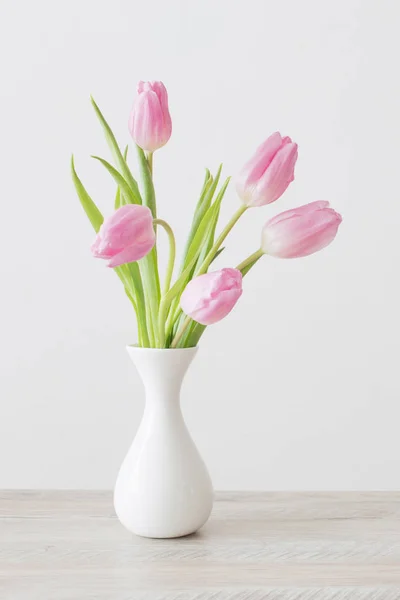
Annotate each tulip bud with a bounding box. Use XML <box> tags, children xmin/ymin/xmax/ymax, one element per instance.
<box><xmin>128</xmin><ymin>81</ymin><xmax>172</xmax><ymax>152</ymax></box>
<box><xmin>261</xmin><ymin>201</ymin><xmax>342</xmax><ymax>258</ymax></box>
<box><xmin>236</xmin><ymin>132</ymin><xmax>298</xmax><ymax>207</ymax></box>
<box><xmin>180</xmin><ymin>268</ymin><xmax>243</xmax><ymax>325</ymax></box>
<box><xmin>91</xmin><ymin>205</ymin><xmax>155</xmax><ymax>268</ymax></box>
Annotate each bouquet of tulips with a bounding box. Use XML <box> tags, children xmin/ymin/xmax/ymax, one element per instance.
<box><xmin>72</xmin><ymin>81</ymin><xmax>342</xmax><ymax>349</ymax></box>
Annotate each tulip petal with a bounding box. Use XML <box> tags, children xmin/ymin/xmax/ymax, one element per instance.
<box><xmin>107</xmin><ymin>238</ymin><xmax>155</xmax><ymax>268</ymax></box>
<box><xmin>91</xmin><ymin>204</ymin><xmax>155</xmax><ymax>267</ymax></box>
<box><xmin>181</xmin><ymin>268</ymin><xmax>243</xmax><ymax>325</ymax></box>
<box><xmin>253</xmin><ymin>142</ymin><xmax>298</xmax><ymax>206</ymax></box>
<box><xmin>129</xmin><ymin>81</ymin><xmax>172</xmax><ymax>152</ymax></box>
<box><xmin>261</xmin><ymin>202</ymin><xmax>342</xmax><ymax>258</ymax></box>
<box><xmin>266</xmin><ymin>201</ymin><xmax>330</xmax><ymax>227</ymax></box>
<box><xmin>236</xmin><ymin>132</ymin><xmax>298</xmax><ymax>207</ymax></box>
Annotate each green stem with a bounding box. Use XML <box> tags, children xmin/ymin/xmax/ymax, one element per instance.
<box><xmin>155</xmin><ymin>220</ymin><xmax>176</xmax><ymax>348</ymax></box>
<box><xmin>139</xmin><ymin>263</ymin><xmax>158</xmax><ymax>346</ymax></box>
<box><xmin>171</xmin><ymin>315</ymin><xmax>192</xmax><ymax>348</ymax></box>
<box><xmin>144</xmin><ymin>287</ymin><xmax>156</xmax><ymax>347</ymax></box>
<box><xmin>195</xmin><ymin>205</ymin><xmax>247</xmax><ymax>276</ymax></box>
<box><xmin>166</xmin><ymin>302</ymin><xmax>181</xmax><ymax>338</ymax></box>
<box><xmin>136</xmin><ymin>145</ymin><xmax>160</xmax><ymax>346</ymax></box>
<box><xmin>236</xmin><ymin>248</ymin><xmax>264</xmax><ymax>272</ymax></box>
<box><xmin>153</xmin><ymin>219</ymin><xmax>176</xmax><ymax>296</ymax></box>
<box><xmin>147</xmin><ymin>152</ymin><xmax>153</xmax><ymax>176</ymax></box>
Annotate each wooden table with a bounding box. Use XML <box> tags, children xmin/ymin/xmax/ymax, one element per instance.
<box><xmin>1</xmin><ymin>491</ymin><xmax>400</xmax><ymax>599</ymax></box>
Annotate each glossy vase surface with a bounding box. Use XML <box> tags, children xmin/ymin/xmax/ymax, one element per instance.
<box><xmin>114</xmin><ymin>346</ymin><xmax>213</xmax><ymax>538</ymax></box>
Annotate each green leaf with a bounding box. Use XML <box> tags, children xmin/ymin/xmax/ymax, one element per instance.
<box><xmin>92</xmin><ymin>156</ymin><xmax>139</xmax><ymax>205</ymax></box>
<box><xmin>71</xmin><ymin>154</ymin><xmax>150</xmax><ymax>346</ymax></box>
<box><xmin>208</xmin><ymin>178</ymin><xmax>230</xmax><ymax>244</ymax></box>
<box><xmin>125</xmin><ymin>262</ymin><xmax>145</xmax><ymax>309</ymax></box>
<box><xmin>165</xmin><ymin>190</ymin><xmax>225</xmax><ymax>340</ymax></box>
<box><xmin>202</xmin><ymin>164</ymin><xmax>222</xmax><ymax>210</ymax></box>
<box><xmin>163</xmin><ymin>250</ymin><xmax>202</xmax><ymax>309</ymax></box>
<box><xmin>116</xmin><ymin>262</ymin><xmax>150</xmax><ymax>347</ymax></box>
<box><xmin>192</xmin><ymin>169</ymin><xmax>212</xmax><ymax>222</ymax></box>
<box><xmin>183</xmin><ymin>166</ymin><xmax>223</xmax><ymax>273</ymax></box>
<box><xmin>123</xmin><ymin>284</ymin><xmax>137</xmax><ymax>311</ymax></box>
<box><xmin>114</xmin><ymin>187</ymin><xmax>121</xmax><ymax>210</ymax></box>
<box><xmin>114</xmin><ymin>146</ymin><xmax>128</xmax><ymax>210</ymax></box>
<box><xmin>178</xmin><ymin>169</ymin><xmax>212</xmax><ymax>273</ymax></box>
<box><xmin>183</xmin><ymin>322</ymin><xmax>206</xmax><ymax>348</ymax></box>
<box><xmin>71</xmin><ymin>156</ymin><xmax>103</xmax><ymax>232</ymax></box>
<box><xmin>183</xmin><ymin>195</ymin><xmax>222</xmax><ymax>270</ymax></box>
<box><xmin>90</xmin><ymin>97</ymin><xmax>142</xmax><ymax>204</ymax></box>
<box><xmin>159</xmin><ymin>235</ymin><xmax>210</xmax><ymax>344</ymax></box>
<box><xmin>196</xmin><ymin>177</ymin><xmax>230</xmax><ymax>270</ymax></box>
<box><xmin>183</xmin><ymin>165</ymin><xmax>223</xmax><ymax>267</ymax></box>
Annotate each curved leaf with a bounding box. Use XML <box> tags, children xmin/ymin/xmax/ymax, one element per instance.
<box><xmin>92</xmin><ymin>156</ymin><xmax>138</xmax><ymax>205</ymax></box>
<box><xmin>90</xmin><ymin>97</ymin><xmax>142</xmax><ymax>204</ymax></box>
<box><xmin>71</xmin><ymin>156</ymin><xmax>103</xmax><ymax>232</ymax></box>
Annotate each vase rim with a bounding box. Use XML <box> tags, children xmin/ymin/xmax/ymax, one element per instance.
<box><xmin>127</xmin><ymin>345</ymin><xmax>198</xmax><ymax>353</ymax></box>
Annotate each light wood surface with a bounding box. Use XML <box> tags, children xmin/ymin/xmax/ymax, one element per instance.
<box><xmin>1</xmin><ymin>491</ymin><xmax>399</xmax><ymax>599</ymax></box>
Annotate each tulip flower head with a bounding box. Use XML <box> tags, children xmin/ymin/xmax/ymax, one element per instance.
<box><xmin>236</xmin><ymin>132</ymin><xmax>298</xmax><ymax>207</ymax></box>
<box><xmin>91</xmin><ymin>204</ymin><xmax>155</xmax><ymax>268</ymax></box>
<box><xmin>128</xmin><ymin>81</ymin><xmax>172</xmax><ymax>152</ymax></box>
<box><xmin>180</xmin><ymin>268</ymin><xmax>243</xmax><ymax>326</ymax></box>
<box><xmin>261</xmin><ymin>201</ymin><xmax>342</xmax><ymax>258</ymax></box>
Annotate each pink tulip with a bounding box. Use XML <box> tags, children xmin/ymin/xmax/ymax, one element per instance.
<box><xmin>91</xmin><ymin>205</ymin><xmax>155</xmax><ymax>268</ymax></box>
<box><xmin>236</xmin><ymin>132</ymin><xmax>298</xmax><ymax>207</ymax></box>
<box><xmin>128</xmin><ymin>81</ymin><xmax>172</xmax><ymax>152</ymax></box>
<box><xmin>180</xmin><ymin>268</ymin><xmax>243</xmax><ymax>325</ymax></box>
<box><xmin>261</xmin><ymin>201</ymin><xmax>342</xmax><ymax>258</ymax></box>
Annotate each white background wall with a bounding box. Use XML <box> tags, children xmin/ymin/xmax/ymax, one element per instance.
<box><xmin>1</xmin><ymin>0</ymin><xmax>399</xmax><ymax>490</ymax></box>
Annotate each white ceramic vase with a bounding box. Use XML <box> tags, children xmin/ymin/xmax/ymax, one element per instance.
<box><xmin>114</xmin><ymin>346</ymin><xmax>213</xmax><ymax>538</ymax></box>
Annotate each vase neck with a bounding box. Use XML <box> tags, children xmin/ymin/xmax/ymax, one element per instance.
<box><xmin>126</xmin><ymin>346</ymin><xmax>198</xmax><ymax>406</ymax></box>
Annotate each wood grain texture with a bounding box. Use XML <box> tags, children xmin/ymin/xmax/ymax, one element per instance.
<box><xmin>0</xmin><ymin>491</ymin><xmax>399</xmax><ymax>599</ymax></box>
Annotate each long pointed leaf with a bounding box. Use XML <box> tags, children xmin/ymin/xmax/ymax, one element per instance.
<box><xmin>180</xmin><ymin>165</ymin><xmax>223</xmax><ymax>272</ymax></box>
<box><xmin>114</xmin><ymin>186</ymin><xmax>121</xmax><ymax>210</ymax></box>
<box><xmin>114</xmin><ymin>146</ymin><xmax>128</xmax><ymax>209</ymax></box>
<box><xmin>165</xmin><ymin>194</ymin><xmax>224</xmax><ymax>338</ymax></box>
<box><xmin>184</xmin><ymin>196</ymin><xmax>222</xmax><ymax>269</ymax></box>
<box><xmin>92</xmin><ymin>156</ymin><xmax>139</xmax><ymax>205</ymax></box>
<box><xmin>202</xmin><ymin>164</ymin><xmax>222</xmax><ymax>211</ymax></box>
<box><xmin>185</xmin><ymin>165</ymin><xmax>223</xmax><ymax>274</ymax></box>
<box><xmin>182</xmin><ymin>322</ymin><xmax>206</xmax><ymax>348</ymax></box>
<box><xmin>90</xmin><ymin>97</ymin><xmax>142</xmax><ymax>203</ymax></box>
<box><xmin>179</xmin><ymin>169</ymin><xmax>212</xmax><ymax>273</ymax></box>
<box><xmin>164</xmin><ymin>203</ymin><xmax>220</xmax><ymax>340</ymax></box>
<box><xmin>71</xmin><ymin>156</ymin><xmax>103</xmax><ymax>232</ymax></box>
<box><xmin>196</xmin><ymin>177</ymin><xmax>230</xmax><ymax>269</ymax></box>
<box><xmin>71</xmin><ymin>157</ymin><xmax>150</xmax><ymax>345</ymax></box>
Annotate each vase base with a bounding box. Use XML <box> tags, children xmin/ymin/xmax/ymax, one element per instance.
<box><xmin>115</xmin><ymin>504</ymin><xmax>213</xmax><ymax>539</ymax></box>
<box><xmin>129</xmin><ymin>527</ymin><xmax>205</xmax><ymax>539</ymax></box>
